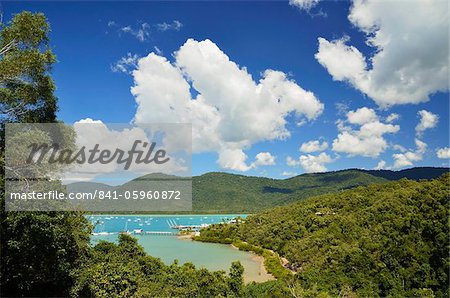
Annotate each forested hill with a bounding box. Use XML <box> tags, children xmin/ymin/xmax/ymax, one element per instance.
<box><xmin>198</xmin><ymin>174</ymin><xmax>450</xmax><ymax>297</ymax></box>
<box><xmin>192</xmin><ymin>167</ymin><xmax>448</xmax><ymax>212</ymax></box>
<box><xmin>359</xmin><ymin>166</ymin><xmax>449</xmax><ymax>181</ymax></box>
<box><xmin>66</xmin><ymin>167</ymin><xmax>449</xmax><ymax>213</ymax></box>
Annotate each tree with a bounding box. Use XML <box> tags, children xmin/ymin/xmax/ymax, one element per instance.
<box><xmin>229</xmin><ymin>261</ymin><xmax>244</xmax><ymax>296</ymax></box>
<box><xmin>0</xmin><ymin>12</ymin><xmax>92</xmax><ymax>297</ymax></box>
<box><xmin>0</xmin><ymin>11</ymin><xmax>57</xmax><ymax>123</ymax></box>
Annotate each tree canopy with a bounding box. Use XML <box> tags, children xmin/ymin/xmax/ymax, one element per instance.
<box><xmin>198</xmin><ymin>175</ymin><xmax>450</xmax><ymax>297</ymax></box>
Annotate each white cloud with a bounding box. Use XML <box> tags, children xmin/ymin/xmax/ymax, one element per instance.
<box><xmin>347</xmin><ymin>107</ymin><xmax>378</xmax><ymax>125</ymax></box>
<box><xmin>315</xmin><ymin>0</ymin><xmax>449</xmax><ymax>107</ymax></box>
<box><xmin>281</xmin><ymin>171</ymin><xmax>298</xmax><ymax>177</ymax></box>
<box><xmin>287</xmin><ymin>152</ymin><xmax>333</xmax><ymax>173</ymax></box>
<box><xmin>392</xmin><ymin>139</ymin><xmax>427</xmax><ymax>169</ymax></box>
<box><xmin>63</xmin><ymin>119</ymin><xmax>187</xmax><ymax>182</ymax></box>
<box><xmin>300</xmin><ymin>153</ymin><xmax>333</xmax><ymax>173</ymax></box>
<box><xmin>120</xmin><ymin>23</ymin><xmax>151</xmax><ymax>42</ymax></box>
<box><xmin>416</xmin><ymin>110</ymin><xmax>439</xmax><ymax>136</ymax></box>
<box><xmin>252</xmin><ymin>152</ymin><xmax>276</xmax><ymax>167</ymax></box>
<box><xmin>215</xmin><ymin>150</ymin><xmax>276</xmax><ymax>172</ymax></box>
<box><xmin>289</xmin><ymin>0</ymin><xmax>320</xmax><ymax>11</ymax></box>
<box><xmin>108</xmin><ymin>20</ymin><xmax>182</xmax><ymax>41</ymax></box>
<box><xmin>392</xmin><ymin>144</ymin><xmax>407</xmax><ymax>153</ymax></box>
<box><xmin>111</xmin><ymin>53</ymin><xmax>140</xmax><ymax>74</ymax></box>
<box><xmin>300</xmin><ymin>140</ymin><xmax>328</xmax><ymax>153</ymax></box>
<box><xmin>374</xmin><ymin>160</ymin><xmax>386</xmax><ymax>170</ymax></box>
<box><xmin>286</xmin><ymin>156</ymin><xmax>299</xmax><ymax>167</ymax></box>
<box><xmin>156</xmin><ymin>20</ymin><xmax>183</xmax><ymax>31</ymax></box>
<box><xmin>386</xmin><ymin>113</ymin><xmax>399</xmax><ymax>123</ymax></box>
<box><xmin>131</xmin><ymin>39</ymin><xmax>324</xmax><ymax>171</ymax></box>
<box><xmin>332</xmin><ymin>107</ymin><xmax>399</xmax><ymax>157</ymax></box>
<box><xmin>335</xmin><ymin>102</ymin><xmax>349</xmax><ymax>116</ymax></box>
<box><xmin>217</xmin><ymin>148</ymin><xmax>252</xmax><ymax>172</ymax></box>
<box><xmin>437</xmin><ymin>147</ymin><xmax>450</xmax><ymax>159</ymax></box>
<box><xmin>153</xmin><ymin>46</ymin><xmax>163</xmax><ymax>55</ymax></box>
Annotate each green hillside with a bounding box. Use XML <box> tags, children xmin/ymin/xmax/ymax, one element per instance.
<box><xmin>360</xmin><ymin>167</ymin><xmax>449</xmax><ymax>181</ymax></box>
<box><xmin>192</xmin><ymin>170</ymin><xmax>389</xmax><ymax>212</ymax></box>
<box><xmin>67</xmin><ymin>167</ymin><xmax>448</xmax><ymax>213</ymax></box>
<box><xmin>197</xmin><ymin>174</ymin><xmax>450</xmax><ymax>297</ymax></box>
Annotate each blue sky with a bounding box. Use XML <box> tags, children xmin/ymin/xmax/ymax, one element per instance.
<box><xmin>3</xmin><ymin>1</ymin><xmax>449</xmax><ymax>178</ymax></box>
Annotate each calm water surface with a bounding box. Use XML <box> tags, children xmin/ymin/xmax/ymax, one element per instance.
<box><xmin>88</xmin><ymin>215</ymin><xmax>267</xmax><ymax>282</ymax></box>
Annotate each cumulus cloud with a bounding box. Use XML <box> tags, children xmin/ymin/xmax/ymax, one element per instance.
<box><xmin>131</xmin><ymin>39</ymin><xmax>324</xmax><ymax>171</ymax></box>
<box><xmin>347</xmin><ymin>107</ymin><xmax>378</xmax><ymax>125</ymax></box>
<box><xmin>386</xmin><ymin>113</ymin><xmax>400</xmax><ymax>123</ymax></box>
<box><xmin>63</xmin><ymin>118</ymin><xmax>188</xmax><ymax>182</ymax></box>
<box><xmin>315</xmin><ymin>0</ymin><xmax>449</xmax><ymax>107</ymax></box>
<box><xmin>287</xmin><ymin>152</ymin><xmax>333</xmax><ymax>173</ymax></box>
<box><xmin>416</xmin><ymin>110</ymin><xmax>439</xmax><ymax>136</ymax></box>
<box><xmin>252</xmin><ymin>152</ymin><xmax>276</xmax><ymax>167</ymax></box>
<box><xmin>392</xmin><ymin>139</ymin><xmax>427</xmax><ymax>169</ymax></box>
<box><xmin>111</xmin><ymin>53</ymin><xmax>140</xmax><ymax>74</ymax></box>
<box><xmin>332</xmin><ymin>107</ymin><xmax>399</xmax><ymax>157</ymax></box>
<box><xmin>300</xmin><ymin>140</ymin><xmax>328</xmax><ymax>153</ymax></box>
<box><xmin>374</xmin><ymin>160</ymin><xmax>386</xmax><ymax>170</ymax></box>
<box><xmin>437</xmin><ymin>147</ymin><xmax>450</xmax><ymax>159</ymax></box>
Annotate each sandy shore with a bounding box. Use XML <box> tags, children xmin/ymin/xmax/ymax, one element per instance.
<box><xmin>230</xmin><ymin>244</ymin><xmax>275</xmax><ymax>284</ymax></box>
<box><xmin>176</xmin><ymin>234</ymin><xmax>194</xmax><ymax>240</ymax></box>
<box><xmin>177</xmin><ymin>235</ymin><xmax>274</xmax><ymax>283</ymax></box>
<box><xmin>245</xmin><ymin>253</ymin><xmax>275</xmax><ymax>284</ymax></box>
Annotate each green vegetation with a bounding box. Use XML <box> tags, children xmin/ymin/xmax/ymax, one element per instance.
<box><xmin>0</xmin><ymin>12</ymin><xmax>92</xmax><ymax>297</ymax></box>
<box><xmin>193</xmin><ymin>171</ymin><xmax>387</xmax><ymax>212</ymax></box>
<box><xmin>72</xmin><ymin>233</ymin><xmax>244</xmax><ymax>297</ymax></box>
<box><xmin>193</xmin><ymin>234</ymin><xmax>293</xmax><ymax>280</ymax></box>
<box><xmin>198</xmin><ymin>175</ymin><xmax>450</xmax><ymax>297</ymax></box>
<box><xmin>2</xmin><ymin>10</ymin><xmax>449</xmax><ymax>298</ymax></box>
<box><xmin>68</xmin><ymin>168</ymin><xmax>448</xmax><ymax>214</ymax></box>
<box><xmin>0</xmin><ymin>11</ymin><xmax>57</xmax><ymax>123</ymax></box>
<box><xmin>0</xmin><ymin>13</ymin><xmax>246</xmax><ymax>298</ymax></box>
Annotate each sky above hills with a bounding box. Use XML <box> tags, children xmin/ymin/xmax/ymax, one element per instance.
<box><xmin>3</xmin><ymin>0</ymin><xmax>449</xmax><ymax>178</ymax></box>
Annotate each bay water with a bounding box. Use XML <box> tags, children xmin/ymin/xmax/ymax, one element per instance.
<box><xmin>88</xmin><ymin>214</ymin><xmax>269</xmax><ymax>283</ymax></box>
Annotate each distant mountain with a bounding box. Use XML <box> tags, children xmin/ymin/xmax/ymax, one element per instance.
<box><xmin>65</xmin><ymin>181</ymin><xmax>113</xmax><ymax>194</ymax></box>
<box><xmin>358</xmin><ymin>167</ymin><xmax>449</xmax><ymax>181</ymax></box>
<box><xmin>193</xmin><ymin>170</ymin><xmax>387</xmax><ymax>212</ymax></box>
<box><xmin>65</xmin><ymin>167</ymin><xmax>448</xmax><ymax>213</ymax></box>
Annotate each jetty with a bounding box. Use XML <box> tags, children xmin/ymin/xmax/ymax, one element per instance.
<box><xmin>92</xmin><ymin>230</ymin><xmax>177</xmax><ymax>236</ymax></box>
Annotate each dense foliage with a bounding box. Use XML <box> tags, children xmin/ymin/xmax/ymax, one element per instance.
<box><xmin>0</xmin><ymin>12</ymin><xmax>93</xmax><ymax>297</ymax></box>
<box><xmin>193</xmin><ymin>170</ymin><xmax>389</xmax><ymax>212</ymax></box>
<box><xmin>2</xmin><ymin>10</ymin><xmax>449</xmax><ymax>298</ymax></box>
<box><xmin>73</xmin><ymin>233</ymin><xmax>244</xmax><ymax>298</ymax></box>
<box><xmin>68</xmin><ymin>168</ymin><xmax>448</xmax><ymax>213</ymax></box>
<box><xmin>0</xmin><ymin>11</ymin><xmax>57</xmax><ymax>122</ymax></box>
<box><xmin>362</xmin><ymin>167</ymin><xmax>448</xmax><ymax>181</ymax></box>
<box><xmin>199</xmin><ymin>175</ymin><xmax>450</xmax><ymax>297</ymax></box>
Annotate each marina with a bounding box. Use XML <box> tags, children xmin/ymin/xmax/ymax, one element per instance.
<box><xmin>88</xmin><ymin>214</ymin><xmax>271</xmax><ymax>282</ymax></box>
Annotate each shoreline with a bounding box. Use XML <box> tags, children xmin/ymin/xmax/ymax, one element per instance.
<box><xmin>230</xmin><ymin>244</ymin><xmax>275</xmax><ymax>284</ymax></box>
<box><xmin>178</xmin><ymin>233</ymin><xmax>274</xmax><ymax>283</ymax></box>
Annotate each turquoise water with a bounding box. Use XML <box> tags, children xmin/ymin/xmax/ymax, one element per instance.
<box><xmin>88</xmin><ymin>215</ymin><xmax>268</xmax><ymax>282</ymax></box>
<box><xmin>88</xmin><ymin>214</ymin><xmax>245</xmax><ymax>234</ymax></box>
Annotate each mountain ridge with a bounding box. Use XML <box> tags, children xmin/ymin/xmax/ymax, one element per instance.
<box><xmin>66</xmin><ymin>167</ymin><xmax>448</xmax><ymax>213</ymax></box>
